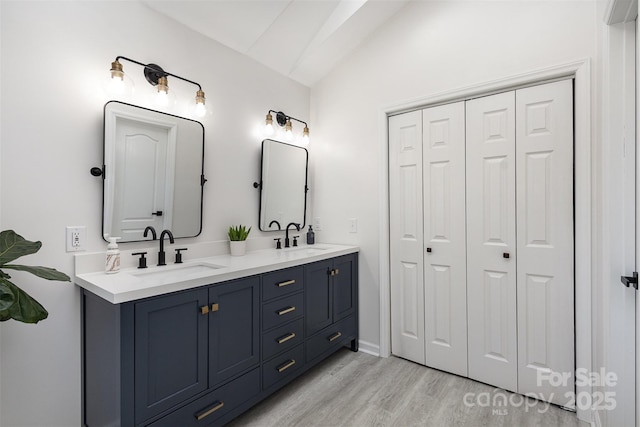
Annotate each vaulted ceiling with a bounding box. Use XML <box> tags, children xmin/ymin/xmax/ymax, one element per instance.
<box><xmin>144</xmin><ymin>0</ymin><xmax>410</xmax><ymax>86</ymax></box>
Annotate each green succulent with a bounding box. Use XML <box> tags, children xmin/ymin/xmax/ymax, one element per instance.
<box><xmin>0</xmin><ymin>230</ymin><xmax>70</xmax><ymax>323</ymax></box>
<box><xmin>228</xmin><ymin>225</ymin><xmax>251</xmax><ymax>241</ymax></box>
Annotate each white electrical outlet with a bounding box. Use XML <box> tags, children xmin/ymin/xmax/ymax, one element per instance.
<box><xmin>349</xmin><ymin>218</ymin><xmax>358</xmax><ymax>233</ymax></box>
<box><xmin>314</xmin><ymin>217</ymin><xmax>322</xmax><ymax>231</ymax></box>
<box><xmin>66</xmin><ymin>226</ymin><xmax>86</xmax><ymax>252</ymax></box>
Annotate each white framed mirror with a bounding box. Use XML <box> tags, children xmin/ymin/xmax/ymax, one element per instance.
<box><xmin>102</xmin><ymin>101</ymin><xmax>205</xmax><ymax>242</ymax></box>
<box><xmin>258</xmin><ymin>139</ymin><xmax>308</xmax><ymax>231</ymax></box>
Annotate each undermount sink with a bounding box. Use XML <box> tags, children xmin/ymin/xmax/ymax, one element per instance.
<box><xmin>132</xmin><ymin>262</ymin><xmax>224</xmax><ymax>283</ymax></box>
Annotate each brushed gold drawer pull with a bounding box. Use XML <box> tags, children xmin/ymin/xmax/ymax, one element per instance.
<box><xmin>200</xmin><ymin>305</ymin><xmax>209</xmax><ymax>315</ymax></box>
<box><xmin>329</xmin><ymin>332</ymin><xmax>342</xmax><ymax>342</ymax></box>
<box><xmin>277</xmin><ymin>279</ymin><xmax>296</xmax><ymax>287</ymax></box>
<box><xmin>195</xmin><ymin>401</ymin><xmax>224</xmax><ymax>421</ymax></box>
<box><xmin>211</xmin><ymin>303</ymin><xmax>219</xmax><ymax>312</ymax></box>
<box><xmin>277</xmin><ymin>306</ymin><xmax>296</xmax><ymax>316</ymax></box>
<box><xmin>277</xmin><ymin>359</ymin><xmax>296</xmax><ymax>373</ymax></box>
<box><xmin>277</xmin><ymin>332</ymin><xmax>296</xmax><ymax>344</ymax></box>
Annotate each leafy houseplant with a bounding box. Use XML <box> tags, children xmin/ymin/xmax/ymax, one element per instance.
<box><xmin>228</xmin><ymin>225</ymin><xmax>251</xmax><ymax>241</ymax></box>
<box><xmin>228</xmin><ymin>225</ymin><xmax>251</xmax><ymax>256</ymax></box>
<box><xmin>0</xmin><ymin>230</ymin><xmax>70</xmax><ymax>323</ymax></box>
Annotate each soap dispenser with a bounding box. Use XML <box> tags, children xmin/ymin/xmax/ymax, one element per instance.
<box><xmin>105</xmin><ymin>235</ymin><xmax>121</xmax><ymax>274</ymax></box>
<box><xmin>306</xmin><ymin>225</ymin><xmax>315</xmax><ymax>245</ymax></box>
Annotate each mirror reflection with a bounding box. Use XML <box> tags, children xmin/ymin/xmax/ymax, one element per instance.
<box><xmin>102</xmin><ymin>101</ymin><xmax>205</xmax><ymax>242</ymax></box>
<box><xmin>258</xmin><ymin>139</ymin><xmax>308</xmax><ymax>231</ymax></box>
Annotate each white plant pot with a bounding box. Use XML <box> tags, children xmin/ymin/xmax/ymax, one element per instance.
<box><xmin>229</xmin><ymin>240</ymin><xmax>247</xmax><ymax>256</ymax></box>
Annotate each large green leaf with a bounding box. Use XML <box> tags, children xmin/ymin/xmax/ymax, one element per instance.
<box><xmin>2</xmin><ymin>264</ymin><xmax>70</xmax><ymax>281</ymax></box>
<box><xmin>0</xmin><ymin>278</ymin><xmax>48</xmax><ymax>323</ymax></box>
<box><xmin>0</xmin><ymin>230</ymin><xmax>42</xmax><ymax>266</ymax></box>
<box><xmin>0</xmin><ymin>281</ymin><xmax>16</xmax><ymax>312</ymax></box>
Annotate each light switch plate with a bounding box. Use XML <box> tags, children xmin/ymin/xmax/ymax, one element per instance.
<box><xmin>349</xmin><ymin>218</ymin><xmax>358</xmax><ymax>233</ymax></box>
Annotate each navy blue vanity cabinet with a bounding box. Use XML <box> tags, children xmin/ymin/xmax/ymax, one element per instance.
<box><xmin>208</xmin><ymin>276</ymin><xmax>260</xmax><ymax>387</ymax></box>
<box><xmin>83</xmin><ymin>252</ymin><xmax>358</xmax><ymax>427</ymax></box>
<box><xmin>305</xmin><ymin>253</ymin><xmax>358</xmax><ymax>363</ymax></box>
<box><xmin>134</xmin><ymin>288</ymin><xmax>209</xmax><ymax>424</ymax></box>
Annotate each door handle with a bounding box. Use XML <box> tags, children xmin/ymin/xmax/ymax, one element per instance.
<box><xmin>426</xmin><ymin>247</ymin><xmax>432</xmax><ymax>253</ymax></box>
<box><xmin>621</xmin><ymin>272</ymin><xmax>638</xmax><ymax>289</ymax></box>
<box><xmin>151</xmin><ymin>210</ymin><xmax>163</xmax><ymax>216</ymax></box>
<box><xmin>503</xmin><ymin>252</ymin><xmax>510</xmax><ymax>259</ymax></box>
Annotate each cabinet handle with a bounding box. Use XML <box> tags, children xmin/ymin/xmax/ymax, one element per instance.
<box><xmin>328</xmin><ymin>332</ymin><xmax>342</xmax><ymax>342</ymax></box>
<box><xmin>277</xmin><ymin>359</ymin><xmax>296</xmax><ymax>373</ymax></box>
<box><xmin>426</xmin><ymin>247</ymin><xmax>432</xmax><ymax>253</ymax></box>
<box><xmin>503</xmin><ymin>252</ymin><xmax>510</xmax><ymax>259</ymax></box>
<box><xmin>200</xmin><ymin>306</ymin><xmax>209</xmax><ymax>315</ymax></box>
<box><xmin>330</xmin><ymin>268</ymin><xmax>341</xmax><ymax>276</ymax></box>
<box><xmin>277</xmin><ymin>279</ymin><xmax>296</xmax><ymax>287</ymax></box>
<box><xmin>277</xmin><ymin>306</ymin><xmax>296</xmax><ymax>316</ymax></box>
<box><xmin>277</xmin><ymin>332</ymin><xmax>296</xmax><ymax>344</ymax></box>
<box><xmin>211</xmin><ymin>303</ymin><xmax>219</xmax><ymax>312</ymax></box>
<box><xmin>195</xmin><ymin>401</ymin><xmax>224</xmax><ymax>421</ymax></box>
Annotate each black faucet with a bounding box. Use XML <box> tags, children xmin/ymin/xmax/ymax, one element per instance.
<box><xmin>144</xmin><ymin>226</ymin><xmax>157</xmax><ymax>240</ymax></box>
<box><xmin>285</xmin><ymin>223</ymin><xmax>300</xmax><ymax>248</ymax></box>
<box><xmin>269</xmin><ymin>220</ymin><xmax>282</xmax><ymax>230</ymax></box>
<box><xmin>158</xmin><ymin>229</ymin><xmax>174</xmax><ymax>266</ymax></box>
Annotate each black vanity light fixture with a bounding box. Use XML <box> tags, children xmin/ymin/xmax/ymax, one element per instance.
<box><xmin>108</xmin><ymin>56</ymin><xmax>207</xmax><ymax>117</ymax></box>
<box><xmin>264</xmin><ymin>110</ymin><xmax>310</xmax><ymax>144</ymax></box>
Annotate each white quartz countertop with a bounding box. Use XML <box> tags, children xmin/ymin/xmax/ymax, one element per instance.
<box><xmin>75</xmin><ymin>243</ymin><xmax>359</xmax><ymax>304</ymax></box>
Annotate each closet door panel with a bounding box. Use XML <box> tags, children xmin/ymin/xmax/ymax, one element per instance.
<box><xmin>516</xmin><ymin>80</ymin><xmax>574</xmax><ymax>406</ymax></box>
<box><xmin>389</xmin><ymin>111</ymin><xmax>425</xmax><ymax>364</ymax></box>
<box><xmin>466</xmin><ymin>91</ymin><xmax>518</xmax><ymax>392</ymax></box>
<box><xmin>423</xmin><ymin>102</ymin><xmax>468</xmax><ymax>376</ymax></box>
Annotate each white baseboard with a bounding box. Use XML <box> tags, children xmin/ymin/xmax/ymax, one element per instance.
<box><xmin>358</xmin><ymin>340</ymin><xmax>380</xmax><ymax>357</ymax></box>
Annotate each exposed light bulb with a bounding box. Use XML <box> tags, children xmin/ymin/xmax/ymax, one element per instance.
<box><xmin>194</xmin><ymin>90</ymin><xmax>206</xmax><ymax>117</ymax></box>
<box><xmin>284</xmin><ymin>119</ymin><xmax>293</xmax><ymax>140</ymax></box>
<box><xmin>264</xmin><ymin>113</ymin><xmax>274</xmax><ymax>135</ymax></box>
<box><xmin>105</xmin><ymin>59</ymin><xmax>134</xmax><ymax>98</ymax></box>
<box><xmin>301</xmin><ymin>126</ymin><xmax>310</xmax><ymax>145</ymax></box>
<box><xmin>156</xmin><ymin>76</ymin><xmax>169</xmax><ymax>107</ymax></box>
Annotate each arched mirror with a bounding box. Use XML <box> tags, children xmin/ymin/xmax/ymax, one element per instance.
<box><xmin>257</xmin><ymin>139</ymin><xmax>308</xmax><ymax>231</ymax></box>
<box><xmin>101</xmin><ymin>101</ymin><xmax>205</xmax><ymax>242</ymax></box>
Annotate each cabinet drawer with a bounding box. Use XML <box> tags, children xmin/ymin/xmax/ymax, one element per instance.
<box><xmin>262</xmin><ymin>293</ymin><xmax>304</xmax><ymax>331</ymax></box>
<box><xmin>306</xmin><ymin>315</ymin><xmax>356</xmax><ymax>363</ymax></box>
<box><xmin>262</xmin><ymin>344</ymin><xmax>304</xmax><ymax>390</ymax></box>
<box><xmin>147</xmin><ymin>368</ymin><xmax>260</xmax><ymax>427</ymax></box>
<box><xmin>262</xmin><ymin>318</ymin><xmax>304</xmax><ymax>360</ymax></box>
<box><xmin>262</xmin><ymin>267</ymin><xmax>304</xmax><ymax>301</ymax></box>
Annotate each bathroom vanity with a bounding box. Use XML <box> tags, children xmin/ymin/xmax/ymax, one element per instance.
<box><xmin>76</xmin><ymin>244</ymin><xmax>358</xmax><ymax>426</ymax></box>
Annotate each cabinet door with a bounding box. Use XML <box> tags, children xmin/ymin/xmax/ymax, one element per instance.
<box><xmin>209</xmin><ymin>277</ymin><xmax>260</xmax><ymax>387</ymax></box>
<box><xmin>134</xmin><ymin>288</ymin><xmax>209</xmax><ymax>424</ymax></box>
<box><xmin>305</xmin><ymin>259</ymin><xmax>333</xmax><ymax>336</ymax></box>
<box><xmin>332</xmin><ymin>254</ymin><xmax>357</xmax><ymax>322</ymax></box>
<box><xmin>466</xmin><ymin>91</ymin><xmax>518</xmax><ymax>392</ymax></box>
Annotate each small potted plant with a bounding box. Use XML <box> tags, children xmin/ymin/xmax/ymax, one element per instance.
<box><xmin>228</xmin><ymin>225</ymin><xmax>251</xmax><ymax>256</ymax></box>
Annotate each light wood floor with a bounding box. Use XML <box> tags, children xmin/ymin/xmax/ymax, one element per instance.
<box><xmin>229</xmin><ymin>348</ymin><xmax>587</xmax><ymax>427</ymax></box>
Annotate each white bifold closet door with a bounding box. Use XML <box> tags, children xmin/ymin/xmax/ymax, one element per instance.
<box><xmin>514</xmin><ymin>80</ymin><xmax>574</xmax><ymax>406</ymax></box>
<box><xmin>423</xmin><ymin>102</ymin><xmax>468</xmax><ymax>377</ymax></box>
<box><xmin>389</xmin><ymin>110</ymin><xmax>425</xmax><ymax>365</ymax></box>
<box><xmin>466</xmin><ymin>80</ymin><xmax>574</xmax><ymax>405</ymax></box>
<box><xmin>466</xmin><ymin>91</ymin><xmax>518</xmax><ymax>392</ymax></box>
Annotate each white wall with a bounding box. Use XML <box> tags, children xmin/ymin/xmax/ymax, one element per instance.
<box><xmin>310</xmin><ymin>0</ymin><xmax>601</xmax><ymax>354</ymax></box>
<box><xmin>0</xmin><ymin>1</ymin><xmax>309</xmax><ymax>425</ymax></box>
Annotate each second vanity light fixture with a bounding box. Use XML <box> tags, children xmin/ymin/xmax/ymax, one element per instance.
<box><xmin>108</xmin><ymin>56</ymin><xmax>207</xmax><ymax>117</ymax></box>
<box><xmin>264</xmin><ymin>110</ymin><xmax>310</xmax><ymax>144</ymax></box>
